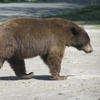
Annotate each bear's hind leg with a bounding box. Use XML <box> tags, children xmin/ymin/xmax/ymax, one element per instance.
<box><xmin>7</xmin><ymin>59</ymin><xmax>33</xmax><ymax>79</ymax></box>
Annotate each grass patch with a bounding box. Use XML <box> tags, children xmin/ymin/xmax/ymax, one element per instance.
<box><xmin>48</xmin><ymin>4</ymin><xmax>100</xmax><ymax>25</ymax></box>
<box><xmin>0</xmin><ymin>22</ymin><xmax>3</xmax><ymax>24</ymax></box>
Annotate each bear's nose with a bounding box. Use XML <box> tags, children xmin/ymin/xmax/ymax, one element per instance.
<box><xmin>88</xmin><ymin>49</ymin><xmax>93</xmax><ymax>53</ymax></box>
<box><xmin>84</xmin><ymin>43</ymin><xmax>93</xmax><ymax>53</ymax></box>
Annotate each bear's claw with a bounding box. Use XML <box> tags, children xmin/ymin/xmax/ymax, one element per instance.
<box><xmin>18</xmin><ymin>72</ymin><xmax>34</xmax><ymax>79</ymax></box>
<box><xmin>53</xmin><ymin>75</ymin><xmax>67</xmax><ymax>80</ymax></box>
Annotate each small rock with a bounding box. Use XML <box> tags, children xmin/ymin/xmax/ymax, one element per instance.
<box><xmin>57</xmin><ymin>93</ymin><xmax>64</xmax><ymax>95</ymax></box>
<box><xmin>34</xmin><ymin>97</ymin><xmax>39</xmax><ymax>100</ymax></box>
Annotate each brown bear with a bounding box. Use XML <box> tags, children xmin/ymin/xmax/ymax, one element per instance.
<box><xmin>0</xmin><ymin>18</ymin><xmax>93</xmax><ymax>80</ymax></box>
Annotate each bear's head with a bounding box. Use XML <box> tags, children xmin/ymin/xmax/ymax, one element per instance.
<box><xmin>71</xmin><ymin>27</ymin><xmax>93</xmax><ymax>53</ymax></box>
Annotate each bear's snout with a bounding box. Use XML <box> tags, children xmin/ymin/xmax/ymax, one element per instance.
<box><xmin>83</xmin><ymin>43</ymin><xmax>93</xmax><ymax>53</ymax></box>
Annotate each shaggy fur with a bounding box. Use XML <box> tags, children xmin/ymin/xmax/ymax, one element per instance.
<box><xmin>0</xmin><ymin>18</ymin><xmax>93</xmax><ymax>80</ymax></box>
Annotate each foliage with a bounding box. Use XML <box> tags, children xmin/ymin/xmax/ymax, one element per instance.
<box><xmin>33</xmin><ymin>0</ymin><xmax>48</xmax><ymax>2</ymax></box>
<box><xmin>48</xmin><ymin>4</ymin><xmax>100</xmax><ymax>24</ymax></box>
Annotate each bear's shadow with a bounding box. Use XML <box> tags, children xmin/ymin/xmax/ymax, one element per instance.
<box><xmin>0</xmin><ymin>76</ymin><xmax>19</xmax><ymax>81</ymax></box>
<box><xmin>0</xmin><ymin>75</ymin><xmax>74</xmax><ymax>81</ymax></box>
<box><xmin>33</xmin><ymin>75</ymin><xmax>54</xmax><ymax>80</ymax></box>
<box><xmin>0</xmin><ymin>75</ymin><xmax>54</xmax><ymax>81</ymax></box>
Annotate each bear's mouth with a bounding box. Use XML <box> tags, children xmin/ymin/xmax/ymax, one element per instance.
<box><xmin>76</xmin><ymin>43</ymin><xmax>93</xmax><ymax>53</ymax></box>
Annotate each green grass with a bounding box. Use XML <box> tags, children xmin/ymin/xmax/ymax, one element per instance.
<box><xmin>0</xmin><ymin>22</ymin><xmax>3</xmax><ymax>24</ymax></box>
<box><xmin>48</xmin><ymin>4</ymin><xmax>100</xmax><ymax>25</ymax></box>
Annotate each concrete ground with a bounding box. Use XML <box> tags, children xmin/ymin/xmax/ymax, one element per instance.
<box><xmin>0</xmin><ymin>2</ymin><xmax>100</xmax><ymax>100</ymax></box>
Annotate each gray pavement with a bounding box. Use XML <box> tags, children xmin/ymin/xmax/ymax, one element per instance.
<box><xmin>0</xmin><ymin>3</ymin><xmax>85</xmax><ymax>21</ymax></box>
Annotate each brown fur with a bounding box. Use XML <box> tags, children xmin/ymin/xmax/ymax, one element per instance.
<box><xmin>0</xmin><ymin>18</ymin><xmax>92</xmax><ymax>80</ymax></box>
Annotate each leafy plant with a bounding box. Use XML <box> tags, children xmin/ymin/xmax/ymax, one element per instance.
<box><xmin>48</xmin><ymin>4</ymin><xmax>100</xmax><ymax>25</ymax></box>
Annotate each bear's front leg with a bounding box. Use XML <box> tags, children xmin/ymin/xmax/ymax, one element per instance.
<box><xmin>0</xmin><ymin>59</ymin><xmax>5</xmax><ymax>69</ymax></box>
<box><xmin>47</xmin><ymin>52</ymin><xmax>67</xmax><ymax>80</ymax></box>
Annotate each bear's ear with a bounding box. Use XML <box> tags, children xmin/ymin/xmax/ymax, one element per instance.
<box><xmin>71</xmin><ymin>27</ymin><xmax>80</xmax><ymax>36</ymax></box>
